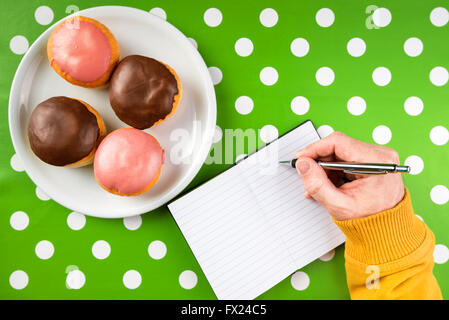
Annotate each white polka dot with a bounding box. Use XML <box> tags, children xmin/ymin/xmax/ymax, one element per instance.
<box><xmin>429</xmin><ymin>66</ymin><xmax>449</xmax><ymax>86</ymax></box>
<box><xmin>430</xmin><ymin>7</ymin><xmax>449</xmax><ymax>27</ymax></box>
<box><xmin>179</xmin><ymin>270</ymin><xmax>198</xmax><ymax>289</ymax></box>
<box><xmin>434</xmin><ymin>244</ymin><xmax>449</xmax><ymax>264</ymax></box>
<box><xmin>34</xmin><ymin>6</ymin><xmax>54</xmax><ymax>25</ymax></box>
<box><xmin>315</xmin><ymin>67</ymin><xmax>335</xmax><ymax>86</ymax></box>
<box><xmin>404</xmin><ymin>96</ymin><xmax>424</xmax><ymax>116</ymax></box>
<box><xmin>236</xmin><ymin>154</ymin><xmax>247</xmax><ymax>162</ymax></box>
<box><xmin>291</xmin><ymin>96</ymin><xmax>310</xmax><ymax>115</ymax></box>
<box><xmin>66</xmin><ymin>269</ymin><xmax>85</xmax><ymax>289</ymax></box>
<box><xmin>35</xmin><ymin>240</ymin><xmax>54</xmax><ymax>260</ymax></box>
<box><xmin>92</xmin><ymin>240</ymin><xmax>111</xmax><ymax>260</ymax></box>
<box><xmin>430</xmin><ymin>185</ymin><xmax>449</xmax><ymax>205</ymax></box>
<box><xmin>204</xmin><ymin>8</ymin><xmax>222</xmax><ymax>27</ymax></box>
<box><xmin>319</xmin><ymin>249</ymin><xmax>335</xmax><ymax>261</ymax></box>
<box><xmin>404</xmin><ymin>155</ymin><xmax>424</xmax><ymax>175</ymax></box>
<box><xmin>291</xmin><ymin>271</ymin><xmax>310</xmax><ymax>291</ymax></box>
<box><xmin>35</xmin><ymin>186</ymin><xmax>50</xmax><ymax>201</ymax></box>
<box><xmin>260</xmin><ymin>125</ymin><xmax>279</xmax><ymax>143</ymax></box>
<box><xmin>149</xmin><ymin>7</ymin><xmax>166</xmax><ymax>20</ymax></box>
<box><xmin>259</xmin><ymin>8</ymin><xmax>278</xmax><ymax>28</ymax></box>
<box><xmin>416</xmin><ymin>214</ymin><xmax>424</xmax><ymax>221</ymax></box>
<box><xmin>347</xmin><ymin>38</ymin><xmax>366</xmax><ymax>57</ymax></box>
<box><xmin>259</xmin><ymin>67</ymin><xmax>278</xmax><ymax>86</ymax></box>
<box><xmin>123</xmin><ymin>270</ymin><xmax>142</xmax><ymax>289</ymax></box>
<box><xmin>372</xmin><ymin>125</ymin><xmax>392</xmax><ymax>145</ymax></box>
<box><xmin>10</xmin><ymin>211</ymin><xmax>29</xmax><ymax>231</ymax></box>
<box><xmin>290</xmin><ymin>38</ymin><xmax>309</xmax><ymax>57</ymax></box>
<box><xmin>148</xmin><ymin>240</ymin><xmax>167</xmax><ymax>260</ymax></box>
<box><xmin>316</xmin><ymin>8</ymin><xmax>334</xmax><ymax>27</ymax></box>
<box><xmin>9</xmin><ymin>270</ymin><xmax>28</xmax><ymax>290</ymax></box>
<box><xmin>188</xmin><ymin>37</ymin><xmax>198</xmax><ymax>49</ymax></box>
<box><xmin>123</xmin><ymin>215</ymin><xmax>142</xmax><ymax>230</ymax></box>
<box><xmin>235</xmin><ymin>96</ymin><xmax>254</xmax><ymax>115</ymax></box>
<box><xmin>372</xmin><ymin>67</ymin><xmax>391</xmax><ymax>86</ymax></box>
<box><xmin>373</xmin><ymin>7</ymin><xmax>392</xmax><ymax>27</ymax></box>
<box><xmin>10</xmin><ymin>153</ymin><xmax>24</xmax><ymax>172</ymax></box>
<box><xmin>10</xmin><ymin>35</ymin><xmax>29</xmax><ymax>55</ymax></box>
<box><xmin>235</xmin><ymin>38</ymin><xmax>253</xmax><ymax>57</ymax></box>
<box><xmin>404</xmin><ymin>37</ymin><xmax>423</xmax><ymax>57</ymax></box>
<box><xmin>430</xmin><ymin>126</ymin><xmax>449</xmax><ymax>146</ymax></box>
<box><xmin>317</xmin><ymin>125</ymin><xmax>334</xmax><ymax>138</ymax></box>
<box><xmin>213</xmin><ymin>125</ymin><xmax>223</xmax><ymax>143</ymax></box>
<box><xmin>347</xmin><ymin>96</ymin><xmax>366</xmax><ymax>116</ymax></box>
<box><xmin>208</xmin><ymin>66</ymin><xmax>223</xmax><ymax>85</ymax></box>
<box><xmin>67</xmin><ymin>212</ymin><xmax>86</xmax><ymax>230</ymax></box>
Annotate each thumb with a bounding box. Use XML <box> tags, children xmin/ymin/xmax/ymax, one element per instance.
<box><xmin>295</xmin><ymin>157</ymin><xmax>351</xmax><ymax>213</ymax></box>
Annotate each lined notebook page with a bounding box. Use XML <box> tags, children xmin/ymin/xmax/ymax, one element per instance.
<box><xmin>237</xmin><ymin>121</ymin><xmax>345</xmax><ymax>268</ymax></box>
<box><xmin>168</xmin><ymin>121</ymin><xmax>345</xmax><ymax>300</ymax></box>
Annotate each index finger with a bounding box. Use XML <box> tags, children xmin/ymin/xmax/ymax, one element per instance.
<box><xmin>296</xmin><ymin>131</ymin><xmax>393</xmax><ymax>163</ymax></box>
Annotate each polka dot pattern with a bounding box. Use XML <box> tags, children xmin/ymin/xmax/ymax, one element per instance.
<box><xmin>66</xmin><ymin>269</ymin><xmax>85</xmax><ymax>290</ymax></box>
<box><xmin>347</xmin><ymin>38</ymin><xmax>366</xmax><ymax>57</ymax></box>
<box><xmin>179</xmin><ymin>270</ymin><xmax>198</xmax><ymax>289</ymax></box>
<box><xmin>2</xmin><ymin>2</ymin><xmax>449</xmax><ymax>301</ymax></box>
<box><xmin>430</xmin><ymin>126</ymin><xmax>449</xmax><ymax>146</ymax></box>
<box><xmin>235</xmin><ymin>38</ymin><xmax>253</xmax><ymax>57</ymax></box>
<box><xmin>92</xmin><ymin>240</ymin><xmax>111</xmax><ymax>260</ymax></box>
<box><xmin>34</xmin><ymin>6</ymin><xmax>54</xmax><ymax>25</ymax></box>
<box><xmin>204</xmin><ymin>8</ymin><xmax>222</xmax><ymax>27</ymax></box>
<box><xmin>208</xmin><ymin>66</ymin><xmax>223</xmax><ymax>85</ymax></box>
<box><xmin>123</xmin><ymin>270</ymin><xmax>142</xmax><ymax>289</ymax></box>
<box><xmin>260</xmin><ymin>125</ymin><xmax>279</xmax><ymax>143</ymax></box>
<box><xmin>10</xmin><ymin>270</ymin><xmax>28</xmax><ymax>290</ymax></box>
<box><xmin>148</xmin><ymin>240</ymin><xmax>167</xmax><ymax>260</ymax></box>
<box><xmin>67</xmin><ymin>212</ymin><xmax>86</xmax><ymax>230</ymax></box>
<box><xmin>10</xmin><ymin>211</ymin><xmax>29</xmax><ymax>231</ymax></box>
<box><xmin>10</xmin><ymin>35</ymin><xmax>29</xmax><ymax>55</ymax></box>
<box><xmin>291</xmin><ymin>271</ymin><xmax>310</xmax><ymax>290</ymax></box>
<box><xmin>291</xmin><ymin>96</ymin><xmax>310</xmax><ymax>115</ymax></box>
<box><xmin>260</xmin><ymin>67</ymin><xmax>278</xmax><ymax>86</ymax></box>
<box><xmin>35</xmin><ymin>240</ymin><xmax>54</xmax><ymax>260</ymax></box>
<box><xmin>316</xmin><ymin>8</ymin><xmax>334</xmax><ymax>28</ymax></box>
<box><xmin>123</xmin><ymin>215</ymin><xmax>142</xmax><ymax>230</ymax></box>
<box><xmin>372</xmin><ymin>125</ymin><xmax>392</xmax><ymax>145</ymax></box>
<box><xmin>235</xmin><ymin>96</ymin><xmax>254</xmax><ymax>115</ymax></box>
<box><xmin>260</xmin><ymin>8</ymin><xmax>278</xmax><ymax>28</ymax></box>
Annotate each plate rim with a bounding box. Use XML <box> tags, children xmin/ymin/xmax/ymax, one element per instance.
<box><xmin>8</xmin><ymin>5</ymin><xmax>217</xmax><ymax>218</ymax></box>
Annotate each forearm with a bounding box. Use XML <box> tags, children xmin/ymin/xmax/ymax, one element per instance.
<box><xmin>334</xmin><ymin>189</ymin><xmax>442</xmax><ymax>300</ymax></box>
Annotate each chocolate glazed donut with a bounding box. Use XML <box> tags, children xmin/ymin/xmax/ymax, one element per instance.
<box><xmin>28</xmin><ymin>96</ymin><xmax>102</xmax><ymax>166</ymax></box>
<box><xmin>109</xmin><ymin>55</ymin><xmax>181</xmax><ymax>130</ymax></box>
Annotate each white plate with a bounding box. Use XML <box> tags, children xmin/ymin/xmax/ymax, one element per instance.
<box><xmin>8</xmin><ymin>6</ymin><xmax>216</xmax><ymax>218</ymax></box>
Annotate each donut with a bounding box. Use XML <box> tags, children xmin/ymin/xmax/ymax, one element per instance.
<box><xmin>109</xmin><ymin>55</ymin><xmax>182</xmax><ymax>129</ymax></box>
<box><xmin>28</xmin><ymin>96</ymin><xmax>106</xmax><ymax>167</ymax></box>
<box><xmin>47</xmin><ymin>16</ymin><xmax>120</xmax><ymax>88</ymax></box>
<box><xmin>94</xmin><ymin>128</ymin><xmax>164</xmax><ymax>196</ymax></box>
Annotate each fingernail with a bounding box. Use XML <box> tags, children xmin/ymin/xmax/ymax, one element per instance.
<box><xmin>297</xmin><ymin>159</ymin><xmax>310</xmax><ymax>175</ymax></box>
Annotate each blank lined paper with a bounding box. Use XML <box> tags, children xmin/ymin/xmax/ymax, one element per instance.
<box><xmin>168</xmin><ymin>121</ymin><xmax>345</xmax><ymax>300</ymax></box>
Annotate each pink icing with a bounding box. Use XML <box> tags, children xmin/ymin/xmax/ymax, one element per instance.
<box><xmin>51</xmin><ymin>20</ymin><xmax>112</xmax><ymax>82</ymax></box>
<box><xmin>94</xmin><ymin>129</ymin><xmax>164</xmax><ymax>195</ymax></box>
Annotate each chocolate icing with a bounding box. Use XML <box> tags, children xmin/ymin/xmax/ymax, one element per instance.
<box><xmin>109</xmin><ymin>55</ymin><xmax>179</xmax><ymax>129</ymax></box>
<box><xmin>28</xmin><ymin>96</ymin><xmax>99</xmax><ymax>166</ymax></box>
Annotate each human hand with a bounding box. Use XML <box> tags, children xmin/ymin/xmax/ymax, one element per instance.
<box><xmin>295</xmin><ymin>132</ymin><xmax>405</xmax><ymax>221</ymax></box>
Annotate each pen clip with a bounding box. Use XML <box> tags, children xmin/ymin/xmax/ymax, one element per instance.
<box><xmin>343</xmin><ymin>169</ymin><xmax>389</xmax><ymax>175</ymax></box>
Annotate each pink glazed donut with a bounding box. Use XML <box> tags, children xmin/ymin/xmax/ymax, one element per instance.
<box><xmin>94</xmin><ymin>128</ymin><xmax>164</xmax><ymax>196</ymax></box>
<box><xmin>47</xmin><ymin>16</ymin><xmax>120</xmax><ymax>88</ymax></box>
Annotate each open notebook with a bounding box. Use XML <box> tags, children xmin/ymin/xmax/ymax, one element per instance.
<box><xmin>168</xmin><ymin>120</ymin><xmax>345</xmax><ymax>300</ymax></box>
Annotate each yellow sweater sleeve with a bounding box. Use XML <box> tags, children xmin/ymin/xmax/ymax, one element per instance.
<box><xmin>334</xmin><ymin>189</ymin><xmax>442</xmax><ymax>300</ymax></box>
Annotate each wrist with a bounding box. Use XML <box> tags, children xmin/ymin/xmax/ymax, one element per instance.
<box><xmin>333</xmin><ymin>188</ymin><xmax>427</xmax><ymax>265</ymax></box>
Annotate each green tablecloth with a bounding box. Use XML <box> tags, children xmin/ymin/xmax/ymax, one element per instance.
<box><xmin>1</xmin><ymin>0</ymin><xmax>448</xmax><ymax>299</ymax></box>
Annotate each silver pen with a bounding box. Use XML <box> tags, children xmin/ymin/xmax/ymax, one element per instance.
<box><xmin>279</xmin><ymin>159</ymin><xmax>410</xmax><ymax>175</ymax></box>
